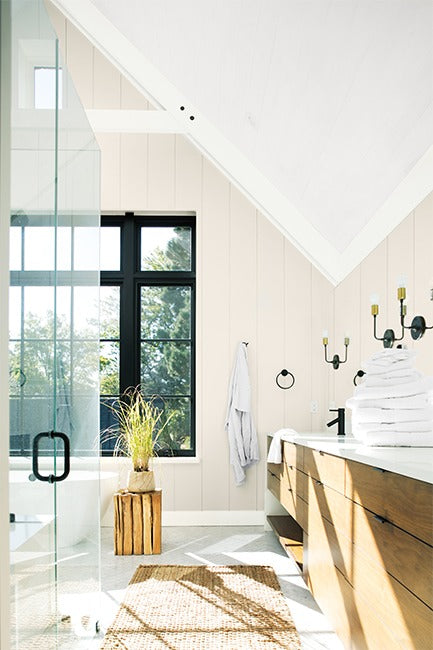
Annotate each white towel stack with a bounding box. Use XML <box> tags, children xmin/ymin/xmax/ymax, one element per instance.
<box><xmin>346</xmin><ymin>349</ymin><xmax>433</xmax><ymax>446</ymax></box>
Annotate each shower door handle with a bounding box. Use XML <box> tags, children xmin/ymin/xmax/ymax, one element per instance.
<box><xmin>32</xmin><ymin>431</ymin><xmax>71</xmax><ymax>483</ymax></box>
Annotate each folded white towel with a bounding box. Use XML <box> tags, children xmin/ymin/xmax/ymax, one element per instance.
<box><xmin>363</xmin><ymin>370</ymin><xmax>421</xmax><ymax>388</ymax></box>
<box><xmin>354</xmin><ymin>430</ymin><xmax>433</xmax><ymax>447</ymax></box>
<box><xmin>351</xmin><ymin>406</ymin><xmax>433</xmax><ymax>424</ymax></box>
<box><xmin>267</xmin><ymin>428</ymin><xmax>297</xmax><ymax>464</ymax></box>
<box><xmin>356</xmin><ymin>420</ymin><xmax>433</xmax><ymax>433</ymax></box>
<box><xmin>353</xmin><ymin>376</ymin><xmax>433</xmax><ymax>400</ymax></box>
<box><xmin>364</xmin><ymin>349</ymin><xmax>416</xmax><ymax>369</ymax></box>
<box><xmin>364</xmin><ymin>359</ymin><xmax>414</xmax><ymax>376</ymax></box>
<box><xmin>347</xmin><ymin>394</ymin><xmax>431</xmax><ymax>410</ymax></box>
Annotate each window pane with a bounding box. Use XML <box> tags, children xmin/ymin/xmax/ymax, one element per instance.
<box><xmin>100</xmin><ymin>227</ymin><xmax>121</xmax><ymax>271</ymax></box>
<box><xmin>141</xmin><ymin>341</ymin><xmax>191</xmax><ymax>395</ymax></box>
<box><xmin>73</xmin><ymin>287</ymin><xmax>99</xmax><ymax>338</ymax></box>
<box><xmin>141</xmin><ymin>286</ymin><xmax>191</xmax><ymax>339</ymax></box>
<box><xmin>100</xmin><ymin>341</ymin><xmax>119</xmax><ymax>395</ymax></box>
<box><xmin>100</xmin><ymin>397</ymin><xmax>119</xmax><ymax>454</ymax></box>
<box><xmin>141</xmin><ymin>227</ymin><xmax>191</xmax><ymax>271</ymax></box>
<box><xmin>73</xmin><ymin>227</ymin><xmax>99</xmax><ymax>271</ymax></box>
<box><xmin>151</xmin><ymin>397</ymin><xmax>192</xmax><ymax>453</ymax></box>
<box><xmin>24</xmin><ymin>227</ymin><xmax>54</xmax><ymax>270</ymax></box>
<box><xmin>100</xmin><ymin>286</ymin><xmax>120</xmax><ymax>338</ymax></box>
<box><xmin>34</xmin><ymin>67</ymin><xmax>63</xmax><ymax>109</ymax></box>
<box><xmin>9</xmin><ymin>227</ymin><xmax>21</xmax><ymax>270</ymax></box>
<box><xmin>23</xmin><ymin>286</ymin><xmax>54</xmax><ymax>338</ymax></box>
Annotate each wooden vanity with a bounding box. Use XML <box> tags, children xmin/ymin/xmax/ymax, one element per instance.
<box><xmin>267</xmin><ymin>434</ymin><xmax>433</xmax><ymax>649</ymax></box>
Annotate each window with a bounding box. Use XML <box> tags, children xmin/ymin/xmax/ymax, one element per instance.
<box><xmin>34</xmin><ymin>67</ymin><xmax>63</xmax><ymax>109</ymax></box>
<box><xmin>100</xmin><ymin>213</ymin><xmax>196</xmax><ymax>457</ymax></box>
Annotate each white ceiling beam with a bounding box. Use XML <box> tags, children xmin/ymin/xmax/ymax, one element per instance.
<box><xmin>85</xmin><ymin>109</ymin><xmax>186</xmax><ymax>134</ymax></box>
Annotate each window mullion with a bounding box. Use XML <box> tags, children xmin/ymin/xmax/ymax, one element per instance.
<box><xmin>119</xmin><ymin>216</ymin><xmax>138</xmax><ymax>393</ymax></box>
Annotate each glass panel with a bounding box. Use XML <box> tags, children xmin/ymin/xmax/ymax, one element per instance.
<box><xmin>100</xmin><ymin>341</ymin><xmax>120</xmax><ymax>395</ymax></box>
<box><xmin>141</xmin><ymin>226</ymin><xmax>191</xmax><ymax>270</ymax></box>
<box><xmin>141</xmin><ymin>285</ymin><xmax>191</xmax><ymax>339</ymax></box>
<box><xmin>100</xmin><ymin>397</ymin><xmax>119</xmax><ymax>454</ymax></box>
<box><xmin>141</xmin><ymin>341</ymin><xmax>191</xmax><ymax>395</ymax></box>
<box><xmin>151</xmin><ymin>397</ymin><xmax>192</xmax><ymax>453</ymax></box>
<box><xmin>101</xmin><ymin>285</ymin><xmax>120</xmax><ymax>338</ymax></box>
<box><xmin>24</xmin><ymin>226</ymin><xmax>55</xmax><ymax>270</ymax></box>
<box><xmin>101</xmin><ymin>226</ymin><xmax>121</xmax><ymax>271</ymax></box>
<box><xmin>9</xmin><ymin>1</ymin><xmax>101</xmax><ymax>646</ymax></box>
<box><xmin>73</xmin><ymin>286</ymin><xmax>99</xmax><ymax>338</ymax></box>
<box><xmin>34</xmin><ymin>67</ymin><xmax>63</xmax><ymax>109</ymax></box>
<box><xmin>9</xmin><ymin>226</ymin><xmax>21</xmax><ymax>270</ymax></box>
<box><xmin>73</xmin><ymin>226</ymin><xmax>100</xmax><ymax>270</ymax></box>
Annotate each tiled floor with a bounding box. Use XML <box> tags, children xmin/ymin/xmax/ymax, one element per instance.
<box><xmin>11</xmin><ymin>525</ymin><xmax>343</xmax><ymax>649</ymax></box>
<box><xmin>92</xmin><ymin>525</ymin><xmax>343</xmax><ymax>650</ymax></box>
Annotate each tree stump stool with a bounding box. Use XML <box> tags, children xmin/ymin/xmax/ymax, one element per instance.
<box><xmin>114</xmin><ymin>489</ymin><xmax>161</xmax><ymax>555</ymax></box>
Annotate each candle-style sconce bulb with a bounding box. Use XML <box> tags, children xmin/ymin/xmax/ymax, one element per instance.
<box><xmin>370</xmin><ymin>278</ymin><xmax>432</xmax><ymax>346</ymax></box>
<box><xmin>322</xmin><ymin>331</ymin><xmax>349</xmax><ymax>370</ymax></box>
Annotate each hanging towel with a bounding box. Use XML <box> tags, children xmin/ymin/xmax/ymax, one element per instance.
<box><xmin>225</xmin><ymin>342</ymin><xmax>259</xmax><ymax>485</ymax></box>
<box><xmin>267</xmin><ymin>429</ymin><xmax>297</xmax><ymax>464</ymax></box>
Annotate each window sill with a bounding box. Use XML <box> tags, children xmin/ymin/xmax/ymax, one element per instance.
<box><xmin>100</xmin><ymin>455</ymin><xmax>200</xmax><ymax>466</ymax></box>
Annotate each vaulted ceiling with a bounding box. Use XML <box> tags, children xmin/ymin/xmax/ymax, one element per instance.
<box><xmin>52</xmin><ymin>0</ymin><xmax>433</xmax><ymax>284</ymax></box>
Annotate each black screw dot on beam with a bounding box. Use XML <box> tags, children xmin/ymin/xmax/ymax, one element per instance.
<box><xmin>189</xmin><ymin>115</ymin><xmax>195</xmax><ymax>121</ymax></box>
<box><xmin>180</xmin><ymin>106</ymin><xmax>185</xmax><ymax>111</ymax></box>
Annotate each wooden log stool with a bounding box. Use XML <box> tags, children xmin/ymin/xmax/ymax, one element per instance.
<box><xmin>113</xmin><ymin>489</ymin><xmax>161</xmax><ymax>555</ymax></box>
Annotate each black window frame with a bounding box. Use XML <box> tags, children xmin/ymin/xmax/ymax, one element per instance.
<box><xmin>100</xmin><ymin>212</ymin><xmax>196</xmax><ymax>457</ymax></box>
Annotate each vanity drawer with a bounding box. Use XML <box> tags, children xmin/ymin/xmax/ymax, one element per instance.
<box><xmin>267</xmin><ymin>469</ymin><xmax>281</xmax><ymax>502</ymax></box>
<box><xmin>346</xmin><ymin>459</ymin><xmax>433</xmax><ymax>546</ymax></box>
<box><xmin>267</xmin><ymin>435</ymin><xmax>283</xmax><ymax>478</ymax></box>
<box><xmin>283</xmin><ymin>441</ymin><xmax>304</xmax><ymax>471</ymax></box>
<box><xmin>281</xmin><ymin>464</ymin><xmax>308</xmax><ymax>501</ymax></box>
<box><xmin>352</xmin><ymin>499</ymin><xmax>433</xmax><ymax>608</ymax></box>
<box><xmin>307</xmin><ymin>478</ymin><xmax>352</xmax><ymax>541</ymax></box>
<box><xmin>351</xmin><ymin>532</ymin><xmax>433</xmax><ymax>649</ymax></box>
<box><xmin>304</xmin><ymin>448</ymin><xmax>345</xmax><ymax>495</ymax></box>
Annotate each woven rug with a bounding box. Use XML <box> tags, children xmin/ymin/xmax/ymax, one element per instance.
<box><xmin>100</xmin><ymin>564</ymin><xmax>302</xmax><ymax>649</ymax></box>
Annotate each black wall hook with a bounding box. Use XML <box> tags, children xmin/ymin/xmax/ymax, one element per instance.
<box><xmin>276</xmin><ymin>369</ymin><xmax>295</xmax><ymax>390</ymax></box>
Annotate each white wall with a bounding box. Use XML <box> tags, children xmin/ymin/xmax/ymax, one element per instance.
<box><xmin>333</xmin><ymin>192</ymin><xmax>433</xmax><ymax>426</ymax></box>
<box><xmin>47</xmin><ymin>4</ymin><xmax>433</xmax><ymax>523</ymax></box>
<box><xmin>0</xmin><ymin>1</ymin><xmax>11</xmax><ymax>646</ymax></box>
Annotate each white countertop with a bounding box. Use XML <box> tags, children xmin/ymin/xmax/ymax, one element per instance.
<box><xmin>270</xmin><ymin>431</ymin><xmax>433</xmax><ymax>485</ymax></box>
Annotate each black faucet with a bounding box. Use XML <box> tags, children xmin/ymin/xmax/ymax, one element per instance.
<box><xmin>327</xmin><ymin>408</ymin><xmax>345</xmax><ymax>436</ymax></box>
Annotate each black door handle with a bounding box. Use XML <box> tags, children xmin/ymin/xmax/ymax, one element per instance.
<box><xmin>32</xmin><ymin>431</ymin><xmax>70</xmax><ymax>483</ymax></box>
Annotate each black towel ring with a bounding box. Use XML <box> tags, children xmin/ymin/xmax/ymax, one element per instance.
<box><xmin>276</xmin><ymin>369</ymin><xmax>295</xmax><ymax>390</ymax></box>
<box><xmin>353</xmin><ymin>369</ymin><xmax>366</xmax><ymax>386</ymax></box>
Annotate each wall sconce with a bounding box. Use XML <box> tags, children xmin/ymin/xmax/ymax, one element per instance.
<box><xmin>370</xmin><ymin>278</ymin><xmax>433</xmax><ymax>348</ymax></box>
<box><xmin>322</xmin><ymin>330</ymin><xmax>349</xmax><ymax>369</ymax></box>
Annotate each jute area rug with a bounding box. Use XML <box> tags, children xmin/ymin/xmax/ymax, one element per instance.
<box><xmin>100</xmin><ymin>564</ymin><xmax>302</xmax><ymax>649</ymax></box>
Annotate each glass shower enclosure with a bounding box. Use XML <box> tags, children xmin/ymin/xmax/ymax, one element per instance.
<box><xmin>8</xmin><ymin>0</ymin><xmax>101</xmax><ymax>646</ymax></box>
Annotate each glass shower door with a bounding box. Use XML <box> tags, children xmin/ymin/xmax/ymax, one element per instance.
<box><xmin>9</xmin><ymin>0</ymin><xmax>101</xmax><ymax>647</ymax></box>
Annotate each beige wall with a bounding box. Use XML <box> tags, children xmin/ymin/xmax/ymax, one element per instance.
<box><xmin>47</xmin><ymin>4</ymin><xmax>433</xmax><ymax>517</ymax></box>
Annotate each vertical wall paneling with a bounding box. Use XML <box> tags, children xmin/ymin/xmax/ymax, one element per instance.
<box><xmin>412</xmin><ymin>194</ymin><xmax>433</xmax><ymax>375</ymax></box>
<box><xmin>65</xmin><ymin>21</ymin><xmax>93</xmax><ymax>108</ymax></box>
<box><xmin>93</xmin><ymin>48</ymin><xmax>121</xmax><ymax>109</ymax></box>
<box><xmin>386</xmin><ymin>215</ymin><xmax>415</xmax><ymax>340</ymax></box>
<box><xmin>120</xmin><ymin>76</ymin><xmax>150</xmax><ymax>110</ymax></box>
<box><xmin>147</xmin><ymin>134</ymin><xmax>175</xmax><ymax>210</ymax></box>
<box><xmin>311</xmin><ymin>267</ymin><xmax>334</xmax><ymax>431</ymax></box>
<box><xmin>95</xmin><ymin>133</ymin><xmax>121</xmax><ymax>211</ymax></box>
<box><xmin>228</xmin><ymin>185</ymin><xmax>258</xmax><ymax>510</ymax></box>
<box><xmin>256</xmin><ymin>214</ymin><xmax>285</xmax><ymax>509</ymax></box>
<box><xmin>284</xmin><ymin>242</ymin><xmax>312</xmax><ymax>432</ymax></box>
<box><xmin>359</xmin><ymin>240</ymin><xmax>388</xmax><ymax>366</ymax></box>
<box><xmin>120</xmin><ymin>134</ymin><xmax>148</xmax><ymax>210</ymax></box>
<box><xmin>201</xmin><ymin>159</ymin><xmax>231</xmax><ymax>510</ymax></box>
<box><xmin>334</xmin><ymin>268</ymin><xmax>361</xmax><ymax>412</ymax></box>
<box><xmin>174</xmin><ymin>136</ymin><xmax>202</xmax><ymax>209</ymax></box>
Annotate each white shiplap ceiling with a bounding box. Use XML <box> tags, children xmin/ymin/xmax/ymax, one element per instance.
<box><xmin>53</xmin><ymin>0</ymin><xmax>433</xmax><ymax>284</ymax></box>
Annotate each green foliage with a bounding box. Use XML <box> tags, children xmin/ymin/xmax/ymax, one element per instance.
<box><xmin>102</xmin><ymin>386</ymin><xmax>175</xmax><ymax>470</ymax></box>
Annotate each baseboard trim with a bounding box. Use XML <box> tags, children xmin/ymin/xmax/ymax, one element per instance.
<box><xmin>102</xmin><ymin>510</ymin><xmax>265</xmax><ymax>528</ymax></box>
<box><xmin>162</xmin><ymin>510</ymin><xmax>265</xmax><ymax>526</ymax></box>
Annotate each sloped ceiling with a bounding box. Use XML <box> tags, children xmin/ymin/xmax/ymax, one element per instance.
<box><xmin>52</xmin><ymin>0</ymin><xmax>433</xmax><ymax>284</ymax></box>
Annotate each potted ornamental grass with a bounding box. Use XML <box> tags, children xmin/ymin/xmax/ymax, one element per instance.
<box><xmin>106</xmin><ymin>386</ymin><xmax>173</xmax><ymax>493</ymax></box>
